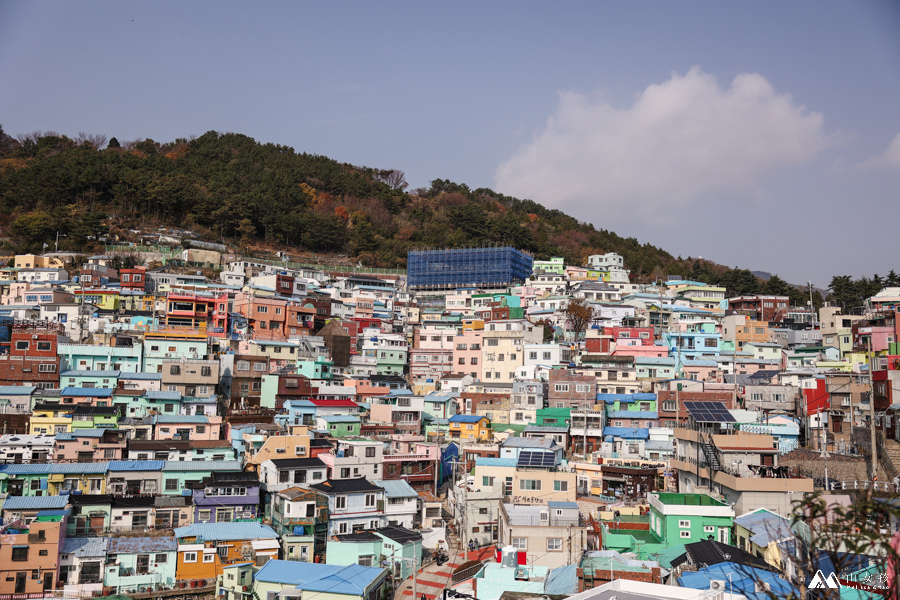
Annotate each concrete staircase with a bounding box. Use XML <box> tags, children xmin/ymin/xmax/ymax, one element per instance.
<box><xmin>883</xmin><ymin>438</ymin><xmax>900</xmax><ymax>480</ymax></box>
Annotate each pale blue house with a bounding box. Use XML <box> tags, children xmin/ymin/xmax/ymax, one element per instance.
<box><xmin>104</xmin><ymin>536</ymin><xmax>178</xmax><ymax>594</ymax></box>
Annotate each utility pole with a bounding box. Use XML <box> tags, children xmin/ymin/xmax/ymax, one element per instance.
<box><xmin>868</xmin><ymin>337</ymin><xmax>877</xmax><ymax>481</ymax></box>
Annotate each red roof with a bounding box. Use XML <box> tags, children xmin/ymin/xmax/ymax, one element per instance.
<box><xmin>309</xmin><ymin>399</ymin><xmax>360</xmax><ymax>408</ymax></box>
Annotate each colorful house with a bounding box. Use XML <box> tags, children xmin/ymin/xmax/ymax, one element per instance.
<box><xmin>174</xmin><ymin>522</ymin><xmax>279</xmax><ymax>581</ymax></box>
<box><xmin>104</xmin><ymin>536</ymin><xmax>178</xmax><ymax>594</ymax></box>
<box><xmin>449</xmin><ymin>414</ymin><xmax>491</xmax><ymax>441</ymax></box>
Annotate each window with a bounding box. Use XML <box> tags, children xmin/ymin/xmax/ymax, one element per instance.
<box><xmin>253</xmin><ymin>363</ymin><xmax>266</xmax><ymax>371</ymax></box>
<box><xmin>487</xmin><ymin>339</ymin><xmax>498</xmax><ymax>346</ymax></box>
<box><xmin>340</xmin><ymin>467</ymin><xmax>350</xmax><ymax>478</ymax></box>
<box><xmin>336</xmin><ymin>496</ymin><xmax>347</xmax><ymax>509</ymax></box>
<box><xmin>11</xmin><ymin>547</ymin><xmax>28</xmax><ymax>561</ymax></box>
<box><xmin>511</xmin><ymin>538</ymin><xmax>527</xmax><ymax>550</ymax></box>
<box><xmin>679</xmin><ymin>520</ymin><xmax>690</xmax><ymax>528</ymax></box>
<box><xmin>36</xmin><ymin>341</ymin><xmax>51</xmax><ymax>352</ymax></box>
<box><xmin>680</xmin><ymin>531</ymin><xmax>691</xmax><ymax>538</ymax></box>
<box><xmin>15</xmin><ymin>341</ymin><xmax>28</xmax><ymax>351</ymax></box>
<box><xmin>365</xmin><ymin>494</ymin><xmax>376</xmax><ymax>507</ymax></box>
<box><xmin>155</xmin><ymin>554</ymin><xmax>168</xmax><ymax>563</ymax></box>
<box><xmin>237</xmin><ymin>361</ymin><xmax>250</xmax><ymax>371</ymax></box>
<box><xmin>170</xmin><ymin>365</ymin><xmax>181</xmax><ymax>375</ymax></box>
<box><xmin>201</xmin><ymin>366</ymin><xmax>212</xmax><ymax>377</ymax></box>
<box><xmin>704</xmin><ymin>525</ymin><xmax>715</xmax><ymax>533</ymax></box>
<box><xmin>203</xmin><ymin>553</ymin><xmax>215</xmax><ymax>563</ymax></box>
<box><xmin>547</xmin><ymin>538</ymin><xmax>562</xmax><ymax>551</ymax></box>
<box><xmin>365</xmin><ymin>447</ymin><xmax>376</xmax><ymax>457</ymax></box>
<box><xmin>184</xmin><ymin>552</ymin><xmax>197</xmax><ymax>563</ymax></box>
<box><xmin>519</xmin><ymin>480</ymin><xmax>541</xmax><ymax>491</ymax></box>
<box><xmin>482</xmin><ymin>476</ymin><xmax>494</xmax><ymax>487</ymax></box>
<box><xmin>165</xmin><ymin>479</ymin><xmax>178</xmax><ymax>491</ymax></box>
<box><xmin>554</xmin><ymin>480</ymin><xmax>568</xmax><ymax>491</ymax></box>
<box><xmin>38</xmin><ymin>363</ymin><xmax>56</xmax><ymax>373</ymax></box>
<box><xmin>554</xmin><ymin>384</ymin><xmax>569</xmax><ymax>392</ymax></box>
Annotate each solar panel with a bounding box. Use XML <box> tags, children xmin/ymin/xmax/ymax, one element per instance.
<box><xmin>517</xmin><ymin>450</ymin><xmax>556</xmax><ymax>468</ymax></box>
<box><xmin>684</xmin><ymin>401</ymin><xmax>735</xmax><ymax>423</ymax></box>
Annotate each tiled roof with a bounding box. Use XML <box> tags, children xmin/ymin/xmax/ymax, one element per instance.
<box><xmin>309</xmin><ymin>478</ymin><xmax>383</xmax><ymax>495</ymax></box>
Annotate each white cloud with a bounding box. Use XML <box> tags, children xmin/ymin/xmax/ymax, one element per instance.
<box><xmin>495</xmin><ymin>67</ymin><xmax>831</xmax><ymax>225</ymax></box>
<box><xmin>858</xmin><ymin>132</ymin><xmax>900</xmax><ymax>169</ymax></box>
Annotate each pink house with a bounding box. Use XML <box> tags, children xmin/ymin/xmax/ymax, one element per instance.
<box><xmin>154</xmin><ymin>414</ymin><xmax>222</xmax><ymax>441</ymax></box>
<box><xmin>612</xmin><ymin>345</ymin><xmax>670</xmax><ymax>358</ymax></box>
<box><xmin>452</xmin><ymin>330</ymin><xmax>484</xmax><ymax>380</ymax></box>
<box><xmin>55</xmin><ymin>428</ymin><xmax>127</xmax><ymax>461</ymax></box>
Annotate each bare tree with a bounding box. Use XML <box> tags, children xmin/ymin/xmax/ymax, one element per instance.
<box><xmin>565</xmin><ymin>297</ymin><xmax>593</xmax><ymax>343</ymax></box>
<box><xmin>76</xmin><ymin>132</ymin><xmax>108</xmax><ymax>149</ymax></box>
<box><xmin>374</xmin><ymin>169</ymin><xmax>408</xmax><ymax>191</ymax></box>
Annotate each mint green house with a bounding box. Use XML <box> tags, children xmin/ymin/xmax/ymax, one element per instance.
<box><xmin>142</xmin><ymin>338</ymin><xmax>209</xmax><ymax>373</ymax></box>
<box><xmin>536</xmin><ymin>407</ymin><xmax>571</xmax><ymax>427</ymax></box>
<box><xmin>317</xmin><ymin>415</ymin><xmax>361</xmax><ymax>437</ymax></box>
<box><xmin>104</xmin><ymin>536</ymin><xmax>178</xmax><ymax>594</ymax></box>
<box><xmin>648</xmin><ymin>493</ymin><xmax>734</xmax><ymax>546</ymax></box>
<box><xmin>159</xmin><ymin>460</ymin><xmax>242</xmax><ymax>495</ymax></box>
<box><xmin>59</xmin><ymin>370</ymin><xmax>122</xmax><ymax>389</ymax></box>
<box><xmin>58</xmin><ymin>342</ymin><xmax>144</xmax><ymax>372</ymax></box>
<box><xmin>325</xmin><ymin>528</ymin><xmax>423</xmax><ymax>581</ymax></box>
<box><xmin>297</xmin><ymin>355</ymin><xmax>334</xmax><ymax>380</ymax></box>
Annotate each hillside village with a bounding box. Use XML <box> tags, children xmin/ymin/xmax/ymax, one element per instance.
<box><xmin>0</xmin><ymin>244</ymin><xmax>897</xmax><ymax>600</ymax></box>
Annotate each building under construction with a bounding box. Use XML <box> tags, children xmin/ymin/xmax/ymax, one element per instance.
<box><xmin>407</xmin><ymin>247</ymin><xmax>533</xmax><ymax>291</ymax></box>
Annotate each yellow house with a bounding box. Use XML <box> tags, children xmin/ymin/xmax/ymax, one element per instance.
<box><xmin>14</xmin><ymin>254</ymin><xmax>65</xmax><ymax>269</ymax></box>
<box><xmin>30</xmin><ymin>404</ymin><xmax>73</xmax><ymax>435</ymax></box>
<box><xmin>48</xmin><ymin>464</ymin><xmax>108</xmax><ymax>495</ymax></box>
<box><xmin>733</xmin><ymin>508</ymin><xmax>794</xmax><ymax>570</ymax></box>
<box><xmin>449</xmin><ymin>415</ymin><xmax>491</xmax><ymax>441</ymax></box>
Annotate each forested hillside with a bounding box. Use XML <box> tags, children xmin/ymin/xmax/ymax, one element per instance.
<box><xmin>0</xmin><ymin>126</ymin><xmax>890</xmax><ymax>307</ymax></box>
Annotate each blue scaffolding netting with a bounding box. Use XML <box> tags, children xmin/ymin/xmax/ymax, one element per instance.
<box><xmin>407</xmin><ymin>247</ymin><xmax>533</xmax><ymax>290</ymax></box>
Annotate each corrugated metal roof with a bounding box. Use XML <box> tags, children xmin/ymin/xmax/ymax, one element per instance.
<box><xmin>602</xmin><ymin>427</ymin><xmax>650</xmax><ymax>440</ymax></box>
<box><xmin>449</xmin><ymin>414</ymin><xmax>486</xmax><ymax>423</ymax></box>
<box><xmin>0</xmin><ymin>386</ymin><xmax>36</xmax><ymax>395</ymax></box>
<box><xmin>120</xmin><ymin>373</ymin><xmax>162</xmax><ymax>380</ymax></box>
<box><xmin>374</xmin><ymin>479</ymin><xmax>418</xmax><ymax>498</ymax></box>
<box><xmin>544</xmin><ymin>564</ymin><xmax>578</xmax><ymax>595</ymax></box>
<box><xmin>63</xmin><ymin>428</ymin><xmax>108</xmax><ymax>438</ymax></box>
<box><xmin>155</xmin><ymin>414</ymin><xmax>208</xmax><ymax>423</ymax></box>
<box><xmin>61</xmin><ymin>387</ymin><xmax>114</xmax><ymax>397</ymax></box>
<box><xmin>107</xmin><ymin>536</ymin><xmax>177</xmax><ymax>553</ymax></box>
<box><xmin>163</xmin><ymin>460</ymin><xmax>241</xmax><ymax>472</ymax></box>
<box><xmin>108</xmin><ymin>460</ymin><xmax>166</xmax><ymax>471</ymax></box>
<box><xmin>174</xmin><ymin>522</ymin><xmax>278</xmax><ymax>541</ymax></box>
<box><xmin>2</xmin><ymin>495</ymin><xmax>69</xmax><ymax>510</ymax></box>
<box><xmin>254</xmin><ymin>560</ymin><xmax>385</xmax><ymax>594</ymax></box>
<box><xmin>146</xmin><ymin>391</ymin><xmax>182</xmax><ymax>400</ymax></box>
<box><xmin>473</xmin><ymin>457</ymin><xmax>517</xmax><ymax>468</ymax></box>
<box><xmin>61</xmin><ymin>537</ymin><xmax>109</xmax><ymax>557</ymax></box>
<box><xmin>60</xmin><ymin>370</ymin><xmax>122</xmax><ymax>377</ymax></box>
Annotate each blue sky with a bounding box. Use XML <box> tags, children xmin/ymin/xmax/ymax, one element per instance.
<box><xmin>2</xmin><ymin>1</ymin><xmax>898</xmax><ymax>287</ymax></box>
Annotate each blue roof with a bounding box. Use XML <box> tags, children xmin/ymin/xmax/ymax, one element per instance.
<box><xmin>107</xmin><ymin>536</ymin><xmax>177</xmax><ymax>553</ymax></box>
<box><xmin>544</xmin><ymin>564</ymin><xmax>578</xmax><ymax>595</ymax></box>
<box><xmin>108</xmin><ymin>460</ymin><xmax>166</xmax><ymax>471</ymax></box>
<box><xmin>56</xmin><ymin>429</ymin><xmax>110</xmax><ymax>440</ymax></box>
<box><xmin>2</xmin><ymin>495</ymin><xmax>69</xmax><ymax>510</ymax></box>
<box><xmin>602</xmin><ymin>427</ymin><xmax>650</xmax><ymax>440</ymax></box>
<box><xmin>61</xmin><ymin>387</ymin><xmax>114</xmax><ymax>397</ymax></box>
<box><xmin>547</xmin><ymin>501</ymin><xmax>579</xmax><ymax>509</ymax></box>
<box><xmin>678</xmin><ymin>562</ymin><xmax>793</xmax><ymax>600</ymax></box>
<box><xmin>474</xmin><ymin>457</ymin><xmax>517</xmax><ymax>468</ymax></box>
<box><xmin>174</xmin><ymin>522</ymin><xmax>278</xmax><ymax>541</ymax></box>
<box><xmin>254</xmin><ymin>560</ymin><xmax>385</xmax><ymax>594</ymax></box>
<box><xmin>5</xmin><ymin>463</ymin><xmax>108</xmax><ymax>475</ymax></box>
<box><xmin>597</xmin><ymin>392</ymin><xmax>656</xmax><ymax>404</ymax></box>
<box><xmin>449</xmin><ymin>414</ymin><xmax>486</xmax><ymax>423</ymax></box>
<box><xmin>319</xmin><ymin>415</ymin><xmax>360</xmax><ymax>423</ymax></box>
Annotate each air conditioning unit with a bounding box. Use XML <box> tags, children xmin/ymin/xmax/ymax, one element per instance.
<box><xmin>709</xmin><ymin>580</ymin><xmax>726</xmax><ymax>592</ymax></box>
